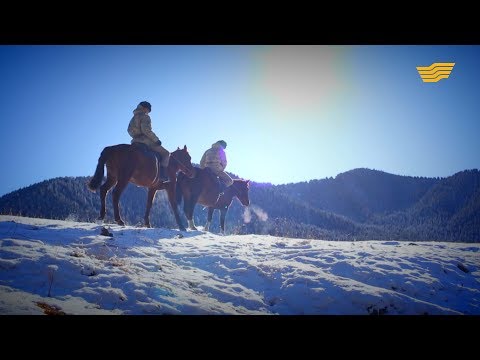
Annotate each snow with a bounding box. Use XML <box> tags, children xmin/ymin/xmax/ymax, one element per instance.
<box><xmin>0</xmin><ymin>215</ymin><xmax>478</xmax><ymax>315</ymax></box>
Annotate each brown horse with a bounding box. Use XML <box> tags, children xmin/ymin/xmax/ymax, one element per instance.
<box><xmin>88</xmin><ymin>144</ymin><xmax>195</xmax><ymax>230</ymax></box>
<box><xmin>176</xmin><ymin>167</ymin><xmax>250</xmax><ymax>233</ymax></box>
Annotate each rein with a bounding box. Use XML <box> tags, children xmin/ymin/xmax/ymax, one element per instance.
<box><xmin>214</xmin><ymin>180</ymin><xmax>239</xmax><ymax>206</ymax></box>
<box><xmin>169</xmin><ymin>152</ymin><xmax>192</xmax><ymax>176</ymax></box>
<box><xmin>150</xmin><ymin>151</ymin><xmax>192</xmax><ymax>187</ymax></box>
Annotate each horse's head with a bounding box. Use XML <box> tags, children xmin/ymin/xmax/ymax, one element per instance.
<box><xmin>232</xmin><ymin>179</ymin><xmax>250</xmax><ymax>206</ymax></box>
<box><xmin>171</xmin><ymin>145</ymin><xmax>195</xmax><ymax>178</ymax></box>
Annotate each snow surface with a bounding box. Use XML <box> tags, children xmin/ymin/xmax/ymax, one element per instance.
<box><xmin>0</xmin><ymin>215</ymin><xmax>478</xmax><ymax>315</ymax></box>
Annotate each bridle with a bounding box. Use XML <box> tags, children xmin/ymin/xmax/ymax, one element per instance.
<box><xmin>214</xmin><ymin>180</ymin><xmax>248</xmax><ymax>206</ymax></box>
<box><xmin>170</xmin><ymin>151</ymin><xmax>194</xmax><ymax>177</ymax></box>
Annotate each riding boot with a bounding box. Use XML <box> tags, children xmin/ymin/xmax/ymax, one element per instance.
<box><xmin>160</xmin><ymin>166</ymin><xmax>169</xmax><ymax>182</ymax></box>
<box><xmin>218</xmin><ymin>179</ymin><xmax>226</xmax><ymax>194</ymax></box>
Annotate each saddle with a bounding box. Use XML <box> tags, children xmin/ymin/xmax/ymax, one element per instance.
<box><xmin>132</xmin><ymin>142</ymin><xmax>162</xmax><ymax>164</ymax></box>
<box><xmin>204</xmin><ymin>167</ymin><xmax>226</xmax><ymax>194</ymax></box>
<box><xmin>132</xmin><ymin>142</ymin><xmax>169</xmax><ymax>183</ymax></box>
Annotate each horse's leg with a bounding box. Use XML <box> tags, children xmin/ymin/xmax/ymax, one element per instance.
<box><xmin>112</xmin><ymin>178</ymin><xmax>129</xmax><ymax>226</ymax></box>
<box><xmin>182</xmin><ymin>193</ymin><xmax>197</xmax><ymax>231</ymax></box>
<box><xmin>205</xmin><ymin>207</ymin><xmax>214</xmax><ymax>231</ymax></box>
<box><xmin>187</xmin><ymin>219</ymin><xmax>197</xmax><ymax>230</ymax></box>
<box><xmin>220</xmin><ymin>208</ymin><xmax>228</xmax><ymax>235</ymax></box>
<box><xmin>144</xmin><ymin>188</ymin><xmax>157</xmax><ymax>228</ymax></box>
<box><xmin>188</xmin><ymin>193</ymin><xmax>204</xmax><ymax>231</ymax></box>
<box><xmin>166</xmin><ymin>185</ymin><xmax>186</xmax><ymax>231</ymax></box>
<box><xmin>99</xmin><ymin>176</ymin><xmax>116</xmax><ymax>221</ymax></box>
<box><xmin>185</xmin><ymin>199</ymin><xmax>197</xmax><ymax>231</ymax></box>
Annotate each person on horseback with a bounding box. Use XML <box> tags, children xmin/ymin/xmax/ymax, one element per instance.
<box><xmin>127</xmin><ymin>101</ymin><xmax>170</xmax><ymax>181</ymax></box>
<box><xmin>200</xmin><ymin>140</ymin><xmax>234</xmax><ymax>192</ymax></box>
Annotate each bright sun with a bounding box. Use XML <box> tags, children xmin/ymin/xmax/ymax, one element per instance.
<box><xmin>254</xmin><ymin>46</ymin><xmax>346</xmax><ymax>117</ymax></box>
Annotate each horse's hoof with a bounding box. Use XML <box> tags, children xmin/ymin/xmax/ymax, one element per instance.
<box><xmin>179</xmin><ymin>226</ymin><xmax>187</xmax><ymax>231</ymax></box>
<box><xmin>145</xmin><ymin>222</ymin><xmax>151</xmax><ymax>228</ymax></box>
<box><xmin>189</xmin><ymin>226</ymin><xmax>198</xmax><ymax>231</ymax></box>
<box><xmin>116</xmin><ymin>220</ymin><xmax>125</xmax><ymax>226</ymax></box>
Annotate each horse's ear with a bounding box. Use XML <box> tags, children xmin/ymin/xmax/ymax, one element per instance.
<box><xmin>177</xmin><ymin>147</ymin><xmax>180</xmax><ymax>150</ymax></box>
<box><xmin>184</xmin><ymin>145</ymin><xmax>187</xmax><ymax>150</ymax></box>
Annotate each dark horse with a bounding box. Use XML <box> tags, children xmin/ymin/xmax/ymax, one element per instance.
<box><xmin>176</xmin><ymin>167</ymin><xmax>250</xmax><ymax>233</ymax></box>
<box><xmin>88</xmin><ymin>144</ymin><xmax>195</xmax><ymax>230</ymax></box>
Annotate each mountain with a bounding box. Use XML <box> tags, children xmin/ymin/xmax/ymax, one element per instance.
<box><xmin>371</xmin><ymin>169</ymin><xmax>480</xmax><ymax>241</ymax></box>
<box><xmin>276</xmin><ymin>168</ymin><xmax>439</xmax><ymax>221</ymax></box>
<box><xmin>1</xmin><ymin>168</ymin><xmax>479</xmax><ymax>242</ymax></box>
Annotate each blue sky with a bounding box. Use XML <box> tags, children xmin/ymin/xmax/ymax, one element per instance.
<box><xmin>0</xmin><ymin>45</ymin><xmax>479</xmax><ymax>196</ymax></box>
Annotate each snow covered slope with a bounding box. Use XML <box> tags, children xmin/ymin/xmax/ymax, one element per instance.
<box><xmin>0</xmin><ymin>215</ymin><xmax>478</xmax><ymax>315</ymax></box>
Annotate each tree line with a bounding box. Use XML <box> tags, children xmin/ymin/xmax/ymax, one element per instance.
<box><xmin>1</xmin><ymin>168</ymin><xmax>479</xmax><ymax>242</ymax></box>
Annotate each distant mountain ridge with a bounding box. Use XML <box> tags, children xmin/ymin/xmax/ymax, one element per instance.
<box><xmin>276</xmin><ymin>168</ymin><xmax>439</xmax><ymax>221</ymax></box>
<box><xmin>1</xmin><ymin>168</ymin><xmax>479</xmax><ymax>242</ymax></box>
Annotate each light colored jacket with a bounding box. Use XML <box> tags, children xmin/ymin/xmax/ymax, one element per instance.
<box><xmin>200</xmin><ymin>143</ymin><xmax>227</xmax><ymax>174</ymax></box>
<box><xmin>127</xmin><ymin>105</ymin><xmax>160</xmax><ymax>146</ymax></box>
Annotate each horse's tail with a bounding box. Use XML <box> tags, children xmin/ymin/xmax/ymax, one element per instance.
<box><xmin>176</xmin><ymin>172</ymin><xmax>185</xmax><ymax>205</ymax></box>
<box><xmin>88</xmin><ymin>147</ymin><xmax>109</xmax><ymax>191</ymax></box>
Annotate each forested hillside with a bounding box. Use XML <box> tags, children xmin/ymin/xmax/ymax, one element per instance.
<box><xmin>1</xmin><ymin>168</ymin><xmax>479</xmax><ymax>242</ymax></box>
